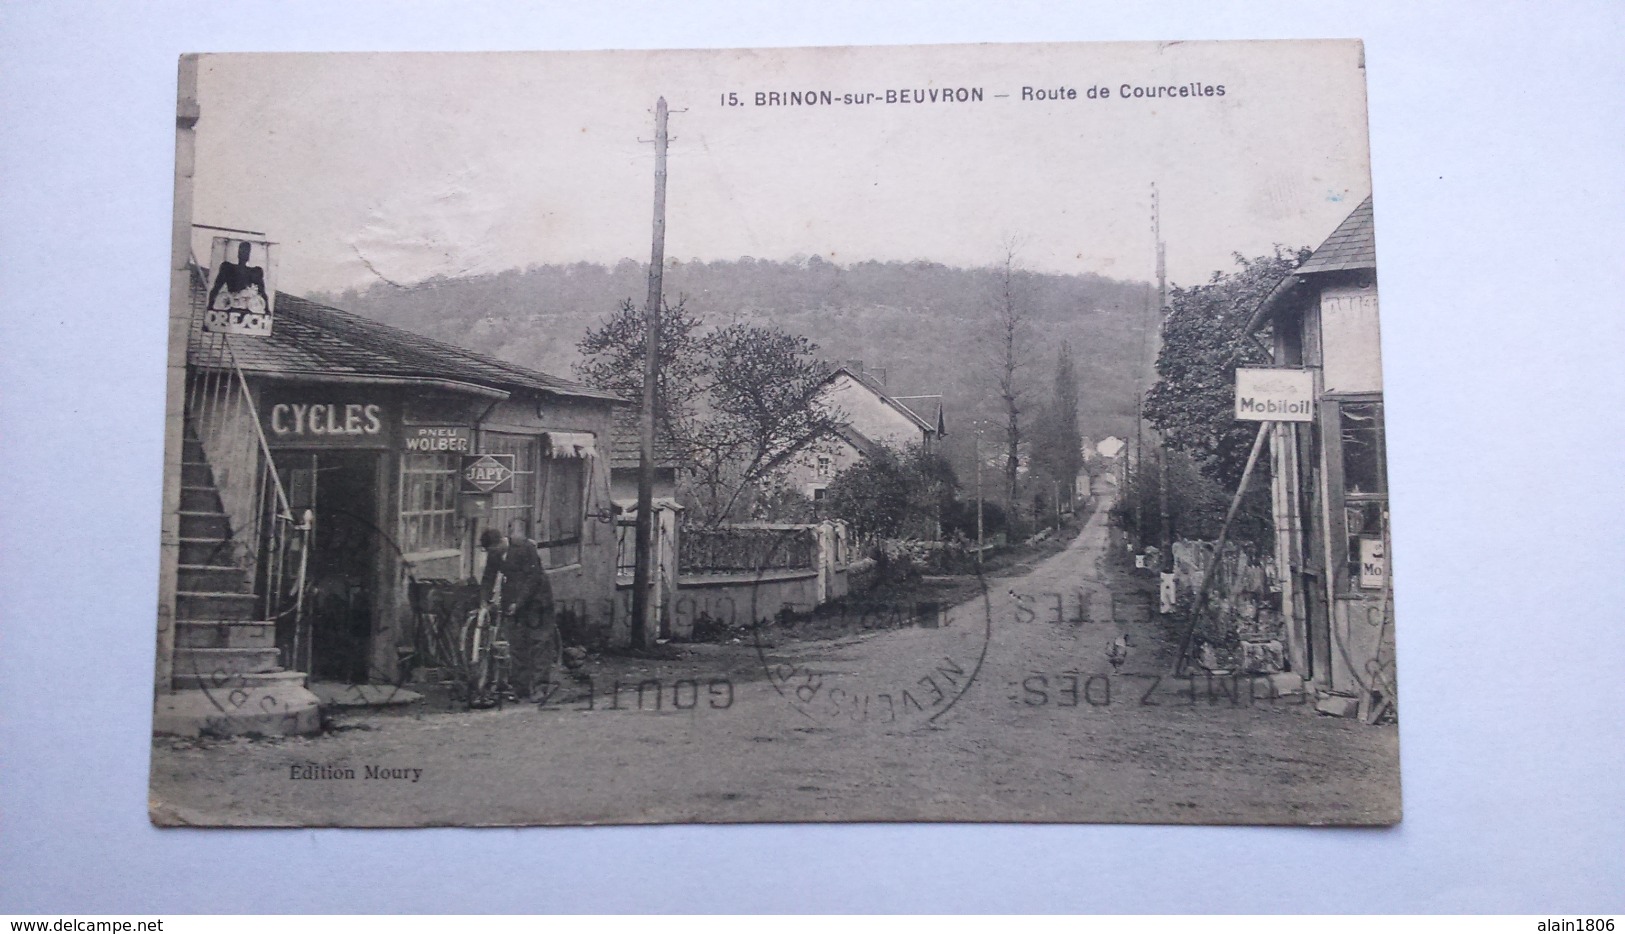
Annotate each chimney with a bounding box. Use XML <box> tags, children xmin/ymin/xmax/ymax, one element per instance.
<box><xmin>844</xmin><ymin>359</ymin><xmax>864</xmax><ymax>374</ymax></box>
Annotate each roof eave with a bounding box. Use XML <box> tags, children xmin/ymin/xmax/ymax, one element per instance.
<box><xmin>218</xmin><ymin>369</ymin><xmax>513</xmax><ymax>400</ymax></box>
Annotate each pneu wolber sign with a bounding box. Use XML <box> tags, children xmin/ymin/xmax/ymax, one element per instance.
<box><xmin>1235</xmin><ymin>368</ymin><xmax>1314</xmax><ymax>422</ymax></box>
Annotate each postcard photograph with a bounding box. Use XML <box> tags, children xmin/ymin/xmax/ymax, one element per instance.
<box><xmin>149</xmin><ymin>40</ymin><xmax>1400</xmax><ymax>827</ymax></box>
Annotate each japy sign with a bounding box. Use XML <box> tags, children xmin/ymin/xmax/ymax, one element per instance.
<box><xmin>204</xmin><ymin>237</ymin><xmax>276</xmax><ymax>336</ymax></box>
<box><xmin>461</xmin><ymin>454</ymin><xmax>515</xmax><ymax>494</ymax></box>
<box><xmin>1235</xmin><ymin>368</ymin><xmax>1314</xmax><ymax>422</ymax></box>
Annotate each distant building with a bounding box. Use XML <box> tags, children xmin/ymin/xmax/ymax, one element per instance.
<box><xmin>782</xmin><ymin>362</ymin><xmax>947</xmax><ymax>501</ymax></box>
<box><xmin>608</xmin><ymin>406</ymin><xmax>682</xmax><ymax>503</ymax></box>
<box><xmin>607</xmin><ymin>406</ymin><xmax>684</xmax><ymax>640</ymax></box>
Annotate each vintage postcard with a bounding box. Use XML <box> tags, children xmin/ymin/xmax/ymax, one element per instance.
<box><xmin>149</xmin><ymin>40</ymin><xmax>1399</xmax><ymax>827</ymax></box>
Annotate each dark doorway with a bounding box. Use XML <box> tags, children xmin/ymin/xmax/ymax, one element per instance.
<box><xmin>278</xmin><ymin>450</ymin><xmax>381</xmax><ymax>684</ymax></box>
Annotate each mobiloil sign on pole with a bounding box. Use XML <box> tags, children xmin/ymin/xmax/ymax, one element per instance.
<box><xmin>204</xmin><ymin>236</ymin><xmax>277</xmax><ymax>336</ymax></box>
<box><xmin>1177</xmin><ymin>366</ymin><xmax>1315</xmax><ymax>674</ymax></box>
<box><xmin>1235</xmin><ymin>367</ymin><xmax>1314</xmax><ymax>422</ymax></box>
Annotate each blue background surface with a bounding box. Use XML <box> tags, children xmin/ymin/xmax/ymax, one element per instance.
<box><xmin>1</xmin><ymin>0</ymin><xmax>1621</xmax><ymax>914</ymax></box>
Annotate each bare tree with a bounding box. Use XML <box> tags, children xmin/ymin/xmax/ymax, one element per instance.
<box><xmin>578</xmin><ymin>308</ymin><xmax>843</xmax><ymax>527</ymax></box>
<box><xmin>991</xmin><ymin>239</ymin><xmax>1031</xmax><ymax>509</ymax></box>
<box><xmin>682</xmin><ymin>323</ymin><xmax>844</xmax><ymax>526</ymax></box>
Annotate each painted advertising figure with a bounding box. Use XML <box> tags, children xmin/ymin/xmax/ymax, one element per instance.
<box><xmin>204</xmin><ymin>236</ymin><xmax>275</xmax><ymax>336</ymax></box>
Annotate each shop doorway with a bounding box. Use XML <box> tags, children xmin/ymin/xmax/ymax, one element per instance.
<box><xmin>278</xmin><ymin>450</ymin><xmax>382</xmax><ymax>684</ymax></box>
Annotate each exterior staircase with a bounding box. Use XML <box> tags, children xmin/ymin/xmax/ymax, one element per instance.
<box><xmin>154</xmin><ymin>420</ymin><xmax>320</xmax><ymax>736</ymax></box>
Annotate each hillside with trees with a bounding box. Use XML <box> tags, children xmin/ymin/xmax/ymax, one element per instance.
<box><xmin>315</xmin><ymin>257</ymin><xmax>1157</xmax><ymax>508</ymax></box>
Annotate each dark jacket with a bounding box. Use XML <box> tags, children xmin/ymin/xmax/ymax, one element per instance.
<box><xmin>480</xmin><ymin>535</ymin><xmax>551</xmax><ymax>611</ymax></box>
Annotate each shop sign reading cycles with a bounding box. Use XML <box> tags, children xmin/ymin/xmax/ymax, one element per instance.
<box><xmin>264</xmin><ymin>400</ymin><xmax>389</xmax><ymax>447</ymax></box>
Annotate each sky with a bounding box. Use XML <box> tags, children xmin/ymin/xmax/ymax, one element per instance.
<box><xmin>191</xmin><ymin>41</ymin><xmax>1373</xmax><ymax>297</ymax></box>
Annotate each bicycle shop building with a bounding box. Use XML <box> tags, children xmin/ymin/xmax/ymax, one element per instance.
<box><xmin>154</xmin><ymin>277</ymin><xmax>626</xmax><ymax>736</ymax></box>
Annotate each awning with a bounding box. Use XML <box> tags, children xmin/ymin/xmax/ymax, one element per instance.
<box><xmin>543</xmin><ymin>430</ymin><xmax>597</xmax><ymax>459</ymax></box>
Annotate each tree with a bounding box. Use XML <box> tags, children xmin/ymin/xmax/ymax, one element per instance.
<box><xmin>684</xmin><ymin>323</ymin><xmax>845</xmax><ymax>525</ymax></box>
<box><xmin>989</xmin><ymin>240</ymin><xmax>1031</xmax><ymax>509</ymax></box>
<box><xmin>577</xmin><ymin>307</ymin><xmax>843</xmax><ymax>527</ymax></box>
<box><xmin>824</xmin><ymin>445</ymin><xmax>959</xmax><ymax>540</ymax></box>
<box><xmin>1142</xmin><ymin>248</ymin><xmax>1310</xmax><ymax>489</ymax></box>
<box><xmin>573</xmin><ymin>297</ymin><xmax>706</xmax><ymax>439</ymax></box>
<box><xmin>1030</xmin><ymin>342</ymin><xmax>1084</xmax><ymax>514</ymax></box>
<box><xmin>822</xmin><ymin>449</ymin><xmax>913</xmax><ymax>539</ymax></box>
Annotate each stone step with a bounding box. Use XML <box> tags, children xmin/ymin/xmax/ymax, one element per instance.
<box><xmin>180</xmin><ymin>486</ymin><xmax>224</xmax><ymax>513</ymax></box>
<box><xmin>174</xmin><ymin>646</ymin><xmax>283</xmax><ymax>678</ymax></box>
<box><xmin>179</xmin><ymin>511</ymin><xmax>231</xmax><ymax>539</ymax></box>
<box><xmin>171</xmin><ymin>667</ymin><xmax>307</xmax><ymax>692</ymax></box>
<box><xmin>181</xmin><ymin>462</ymin><xmax>215</xmax><ymax>486</ymax></box>
<box><xmin>177</xmin><ymin>590</ymin><xmax>259</xmax><ymax>620</ymax></box>
<box><xmin>153</xmin><ymin>682</ymin><xmax>321</xmax><ymax>738</ymax></box>
<box><xmin>175</xmin><ymin>619</ymin><xmax>277</xmax><ymax>649</ymax></box>
<box><xmin>178</xmin><ymin>563</ymin><xmax>252</xmax><ymax>594</ymax></box>
<box><xmin>179</xmin><ymin>537</ymin><xmax>240</xmax><ymax>566</ymax></box>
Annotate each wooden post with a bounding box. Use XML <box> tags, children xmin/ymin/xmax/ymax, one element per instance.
<box><xmin>630</xmin><ymin>97</ymin><xmax>668</xmax><ymax>649</ymax></box>
<box><xmin>975</xmin><ymin>425</ymin><xmax>984</xmax><ymax>566</ymax></box>
<box><xmin>1152</xmin><ymin>187</ymin><xmax>1172</xmax><ymax>572</ymax></box>
<box><xmin>1173</xmin><ymin>420</ymin><xmax>1269</xmax><ymax>676</ymax></box>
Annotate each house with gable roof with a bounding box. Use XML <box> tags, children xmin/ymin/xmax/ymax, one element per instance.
<box><xmin>781</xmin><ymin>361</ymin><xmax>947</xmax><ymax>503</ymax></box>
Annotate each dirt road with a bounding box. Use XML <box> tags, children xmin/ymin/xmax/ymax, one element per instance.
<box><xmin>150</xmin><ymin>500</ymin><xmax>1400</xmax><ymax>826</ymax></box>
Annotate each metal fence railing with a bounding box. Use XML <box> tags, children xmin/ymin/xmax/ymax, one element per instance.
<box><xmin>678</xmin><ymin>524</ymin><xmax>818</xmax><ymax>575</ymax></box>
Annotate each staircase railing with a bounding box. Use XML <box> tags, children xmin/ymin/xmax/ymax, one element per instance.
<box><xmin>185</xmin><ymin>329</ymin><xmax>312</xmax><ymax>671</ymax></box>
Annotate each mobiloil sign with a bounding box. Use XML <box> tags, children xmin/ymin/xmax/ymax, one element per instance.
<box><xmin>1234</xmin><ymin>368</ymin><xmax>1314</xmax><ymax>422</ymax></box>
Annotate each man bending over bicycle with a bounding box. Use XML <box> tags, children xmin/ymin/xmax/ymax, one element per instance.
<box><xmin>479</xmin><ymin>527</ymin><xmax>559</xmax><ymax>699</ymax></box>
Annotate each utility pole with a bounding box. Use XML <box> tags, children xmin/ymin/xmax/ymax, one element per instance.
<box><xmin>975</xmin><ymin>424</ymin><xmax>984</xmax><ymax>567</ymax></box>
<box><xmin>1153</xmin><ymin>182</ymin><xmax>1173</xmax><ymax>573</ymax></box>
<box><xmin>630</xmin><ymin>97</ymin><xmax>668</xmax><ymax>650</ymax></box>
<box><xmin>1133</xmin><ymin>362</ymin><xmax>1145</xmax><ymax>544</ymax></box>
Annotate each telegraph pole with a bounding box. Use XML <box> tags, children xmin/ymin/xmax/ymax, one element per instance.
<box><xmin>630</xmin><ymin>97</ymin><xmax>668</xmax><ymax>649</ymax></box>
<box><xmin>975</xmin><ymin>424</ymin><xmax>985</xmax><ymax>567</ymax></box>
<box><xmin>1153</xmin><ymin>183</ymin><xmax>1173</xmax><ymax>572</ymax></box>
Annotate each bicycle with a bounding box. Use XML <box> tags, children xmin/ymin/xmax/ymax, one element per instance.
<box><xmin>459</xmin><ymin>597</ymin><xmax>514</xmax><ymax>710</ymax></box>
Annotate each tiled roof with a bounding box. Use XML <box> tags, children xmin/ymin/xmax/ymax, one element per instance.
<box><xmin>824</xmin><ymin>366</ymin><xmax>936</xmax><ymax>435</ymax></box>
<box><xmin>609</xmin><ymin>406</ymin><xmax>684</xmax><ymax>469</ymax></box>
<box><xmin>894</xmin><ymin>395</ymin><xmax>947</xmax><ymax>439</ymax></box>
<box><xmin>186</xmin><ymin>277</ymin><xmax>622</xmax><ymax>402</ymax></box>
<box><xmin>1294</xmin><ymin>196</ymin><xmax>1376</xmax><ymax>275</ymax></box>
<box><xmin>834</xmin><ymin>423</ymin><xmax>885</xmax><ymax>459</ymax></box>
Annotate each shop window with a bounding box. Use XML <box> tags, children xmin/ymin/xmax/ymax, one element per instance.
<box><xmin>1339</xmin><ymin>402</ymin><xmax>1388</xmax><ymax>591</ymax></box>
<box><xmin>1340</xmin><ymin>403</ymin><xmax>1385</xmax><ymax>497</ymax></box>
<box><xmin>540</xmin><ymin>457</ymin><xmax>585</xmax><ymax>568</ymax></box>
<box><xmin>399</xmin><ymin>452</ymin><xmax>460</xmax><ymax>555</ymax></box>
